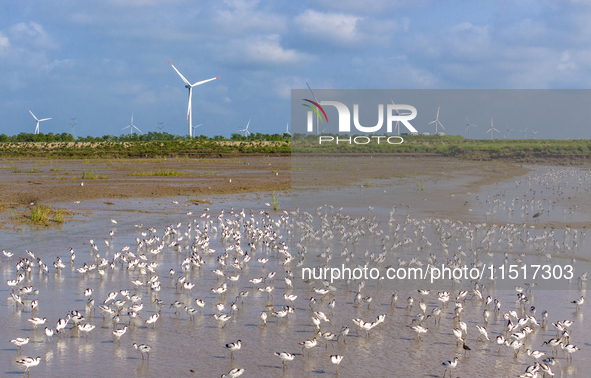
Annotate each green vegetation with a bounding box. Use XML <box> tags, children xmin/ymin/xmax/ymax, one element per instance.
<box><xmin>30</xmin><ymin>205</ymin><xmax>52</xmax><ymax>223</ymax></box>
<box><xmin>292</xmin><ymin>134</ymin><xmax>591</xmax><ymax>160</ymax></box>
<box><xmin>28</xmin><ymin>205</ymin><xmax>65</xmax><ymax>224</ymax></box>
<box><xmin>130</xmin><ymin>169</ymin><xmax>185</xmax><ymax>176</ymax></box>
<box><xmin>10</xmin><ymin>166</ymin><xmax>22</xmax><ymax>173</ymax></box>
<box><xmin>1</xmin><ymin>132</ymin><xmax>591</xmax><ymax>161</ymax></box>
<box><xmin>81</xmin><ymin>170</ymin><xmax>107</xmax><ymax>179</ymax></box>
<box><xmin>271</xmin><ymin>191</ymin><xmax>279</xmax><ymax>211</ymax></box>
<box><xmin>416</xmin><ymin>180</ymin><xmax>425</xmax><ymax>191</ymax></box>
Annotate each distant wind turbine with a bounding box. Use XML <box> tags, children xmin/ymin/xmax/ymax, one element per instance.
<box><xmin>284</xmin><ymin>122</ymin><xmax>291</xmax><ymax>136</ymax></box>
<box><xmin>506</xmin><ymin>124</ymin><xmax>515</xmax><ymax>139</ymax></box>
<box><xmin>464</xmin><ymin>114</ymin><xmax>479</xmax><ymax>139</ymax></box>
<box><xmin>519</xmin><ymin>127</ymin><xmax>529</xmax><ymax>139</ymax></box>
<box><xmin>392</xmin><ymin>99</ymin><xmax>412</xmax><ymax>135</ymax></box>
<box><xmin>28</xmin><ymin>109</ymin><xmax>52</xmax><ymax>134</ymax></box>
<box><xmin>238</xmin><ymin>119</ymin><xmax>251</xmax><ymax>137</ymax></box>
<box><xmin>122</xmin><ymin>111</ymin><xmax>143</xmax><ymax>136</ymax></box>
<box><xmin>531</xmin><ymin>129</ymin><xmax>538</xmax><ymax>139</ymax></box>
<box><xmin>428</xmin><ymin>106</ymin><xmax>445</xmax><ymax>134</ymax></box>
<box><xmin>191</xmin><ymin>124</ymin><xmax>203</xmax><ymax>136</ymax></box>
<box><xmin>169</xmin><ymin>61</ymin><xmax>219</xmax><ymax>138</ymax></box>
<box><xmin>485</xmin><ymin>117</ymin><xmax>500</xmax><ymax>140</ymax></box>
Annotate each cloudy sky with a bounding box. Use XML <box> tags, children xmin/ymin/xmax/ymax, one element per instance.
<box><xmin>2</xmin><ymin>0</ymin><xmax>590</xmax><ymax>139</ymax></box>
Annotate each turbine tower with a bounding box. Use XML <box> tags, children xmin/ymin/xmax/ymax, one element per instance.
<box><xmin>28</xmin><ymin>109</ymin><xmax>52</xmax><ymax>134</ymax></box>
<box><xmin>169</xmin><ymin>61</ymin><xmax>219</xmax><ymax>138</ymax></box>
<box><xmin>485</xmin><ymin>117</ymin><xmax>500</xmax><ymax>140</ymax></box>
<box><xmin>122</xmin><ymin>111</ymin><xmax>143</xmax><ymax>136</ymax></box>
<box><xmin>428</xmin><ymin>106</ymin><xmax>445</xmax><ymax>134</ymax></box>
<box><xmin>465</xmin><ymin>114</ymin><xmax>478</xmax><ymax>139</ymax></box>
<box><xmin>392</xmin><ymin>99</ymin><xmax>412</xmax><ymax>135</ymax></box>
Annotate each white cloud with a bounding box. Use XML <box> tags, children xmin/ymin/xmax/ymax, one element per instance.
<box><xmin>0</xmin><ymin>32</ymin><xmax>9</xmax><ymax>57</ymax></box>
<box><xmin>316</xmin><ymin>0</ymin><xmax>427</xmax><ymax>13</ymax></box>
<box><xmin>213</xmin><ymin>0</ymin><xmax>287</xmax><ymax>35</ymax></box>
<box><xmin>273</xmin><ymin>76</ymin><xmax>308</xmax><ymax>99</ymax></box>
<box><xmin>227</xmin><ymin>35</ymin><xmax>311</xmax><ymax>66</ymax></box>
<box><xmin>295</xmin><ymin>9</ymin><xmax>361</xmax><ymax>44</ymax></box>
<box><xmin>9</xmin><ymin>22</ymin><xmax>57</xmax><ymax>50</ymax></box>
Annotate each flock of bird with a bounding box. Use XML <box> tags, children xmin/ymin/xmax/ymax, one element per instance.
<box><xmin>2</xmin><ymin>166</ymin><xmax>590</xmax><ymax>377</ymax></box>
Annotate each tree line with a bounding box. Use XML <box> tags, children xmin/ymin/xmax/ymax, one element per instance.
<box><xmin>0</xmin><ymin>132</ymin><xmax>292</xmax><ymax>143</ymax></box>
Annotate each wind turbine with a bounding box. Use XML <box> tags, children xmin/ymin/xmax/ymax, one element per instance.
<box><xmin>428</xmin><ymin>106</ymin><xmax>445</xmax><ymax>134</ymax></box>
<box><xmin>519</xmin><ymin>127</ymin><xmax>529</xmax><ymax>139</ymax></box>
<box><xmin>191</xmin><ymin>124</ymin><xmax>203</xmax><ymax>136</ymax></box>
<box><xmin>122</xmin><ymin>111</ymin><xmax>143</xmax><ymax>136</ymax></box>
<box><xmin>485</xmin><ymin>117</ymin><xmax>500</xmax><ymax>140</ymax></box>
<box><xmin>284</xmin><ymin>122</ymin><xmax>291</xmax><ymax>136</ymax></box>
<box><xmin>392</xmin><ymin>99</ymin><xmax>412</xmax><ymax>135</ymax></box>
<box><xmin>506</xmin><ymin>124</ymin><xmax>515</xmax><ymax>139</ymax></box>
<box><xmin>28</xmin><ymin>109</ymin><xmax>52</xmax><ymax>134</ymax></box>
<box><xmin>238</xmin><ymin>119</ymin><xmax>251</xmax><ymax>137</ymax></box>
<box><xmin>169</xmin><ymin>61</ymin><xmax>219</xmax><ymax>138</ymax></box>
<box><xmin>306</xmin><ymin>83</ymin><xmax>321</xmax><ymax>135</ymax></box>
<box><xmin>464</xmin><ymin>114</ymin><xmax>479</xmax><ymax>139</ymax></box>
<box><xmin>531</xmin><ymin>129</ymin><xmax>538</xmax><ymax>139</ymax></box>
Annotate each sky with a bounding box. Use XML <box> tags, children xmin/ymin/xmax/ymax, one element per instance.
<box><xmin>2</xmin><ymin>0</ymin><xmax>591</xmax><ymax>139</ymax></box>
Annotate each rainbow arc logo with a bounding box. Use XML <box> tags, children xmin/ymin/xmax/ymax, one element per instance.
<box><xmin>303</xmin><ymin>99</ymin><xmax>328</xmax><ymax>123</ymax></box>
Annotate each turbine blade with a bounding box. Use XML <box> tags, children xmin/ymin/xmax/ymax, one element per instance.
<box><xmin>28</xmin><ymin>109</ymin><xmax>39</xmax><ymax>121</ymax></box>
<box><xmin>191</xmin><ymin>76</ymin><xmax>220</xmax><ymax>87</ymax></box>
<box><xmin>246</xmin><ymin>119</ymin><xmax>250</xmax><ymax>130</ymax></box>
<box><xmin>169</xmin><ymin>61</ymin><xmax>191</xmax><ymax>86</ymax></box>
<box><xmin>39</xmin><ymin>118</ymin><xmax>52</xmax><ymax>122</ymax></box>
<box><xmin>306</xmin><ymin>82</ymin><xmax>320</xmax><ymax>104</ymax></box>
<box><xmin>439</xmin><ymin>121</ymin><xmax>446</xmax><ymax>131</ymax></box>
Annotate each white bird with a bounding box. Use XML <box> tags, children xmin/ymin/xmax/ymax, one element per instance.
<box><xmin>16</xmin><ymin>356</ymin><xmax>43</xmax><ymax>374</ymax></box>
<box><xmin>275</xmin><ymin>351</ymin><xmax>295</xmax><ymax>370</ymax></box>
<box><xmin>132</xmin><ymin>343</ymin><xmax>152</xmax><ymax>360</ymax></box>
<box><xmin>441</xmin><ymin>357</ymin><xmax>458</xmax><ymax>378</ymax></box>
<box><xmin>221</xmin><ymin>368</ymin><xmax>244</xmax><ymax>378</ymax></box>
<box><xmin>330</xmin><ymin>355</ymin><xmax>344</xmax><ymax>374</ymax></box>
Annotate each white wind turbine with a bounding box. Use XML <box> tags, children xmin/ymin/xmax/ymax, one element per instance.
<box><xmin>485</xmin><ymin>117</ymin><xmax>500</xmax><ymax>140</ymax></box>
<box><xmin>464</xmin><ymin>114</ymin><xmax>479</xmax><ymax>139</ymax></box>
<box><xmin>122</xmin><ymin>111</ymin><xmax>143</xmax><ymax>136</ymax></box>
<box><xmin>519</xmin><ymin>127</ymin><xmax>529</xmax><ymax>139</ymax></box>
<box><xmin>238</xmin><ymin>119</ymin><xmax>251</xmax><ymax>137</ymax></box>
<box><xmin>284</xmin><ymin>122</ymin><xmax>291</xmax><ymax>136</ymax></box>
<box><xmin>428</xmin><ymin>106</ymin><xmax>446</xmax><ymax>134</ymax></box>
<box><xmin>392</xmin><ymin>99</ymin><xmax>412</xmax><ymax>135</ymax></box>
<box><xmin>169</xmin><ymin>61</ymin><xmax>219</xmax><ymax>138</ymax></box>
<box><xmin>531</xmin><ymin>129</ymin><xmax>538</xmax><ymax>139</ymax></box>
<box><xmin>191</xmin><ymin>124</ymin><xmax>203</xmax><ymax>136</ymax></box>
<box><xmin>506</xmin><ymin>124</ymin><xmax>515</xmax><ymax>139</ymax></box>
<box><xmin>28</xmin><ymin>109</ymin><xmax>53</xmax><ymax>134</ymax></box>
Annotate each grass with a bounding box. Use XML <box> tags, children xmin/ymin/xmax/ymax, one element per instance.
<box><xmin>30</xmin><ymin>205</ymin><xmax>52</xmax><ymax>223</ymax></box>
<box><xmin>416</xmin><ymin>180</ymin><xmax>425</xmax><ymax>191</ymax></box>
<box><xmin>271</xmin><ymin>191</ymin><xmax>279</xmax><ymax>211</ymax></box>
<box><xmin>81</xmin><ymin>170</ymin><xmax>107</xmax><ymax>179</ymax></box>
<box><xmin>28</xmin><ymin>205</ymin><xmax>65</xmax><ymax>224</ymax></box>
<box><xmin>25</xmin><ymin>165</ymin><xmax>40</xmax><ymax>173</ymax></box>
<box><xmin>10</xmin><ymin>166</ymin><xmax>22</xmax><ymax>173</ymax></box>
<box><xmin>129</xmin><ymin>169</ymin><xmax>185</xmax><ymax>176</ymax></box>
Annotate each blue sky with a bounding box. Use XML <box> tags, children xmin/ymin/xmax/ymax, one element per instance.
<box><xmin>1</xmin><ymin>0</ymin><xmax>590</xmax><ymax>139</ymax></box>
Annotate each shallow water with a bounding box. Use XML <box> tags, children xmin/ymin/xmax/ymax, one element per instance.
<box><xmin>0</xmin><ymin>167</ymin><xmax>589</xmax><ymax>377</ymax></box>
